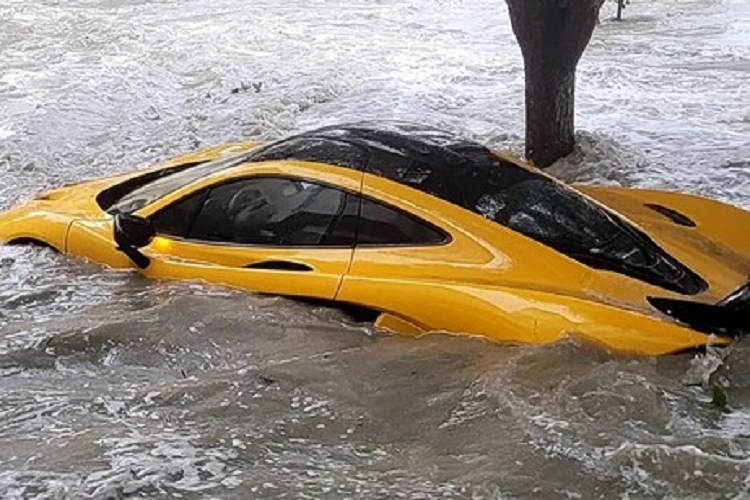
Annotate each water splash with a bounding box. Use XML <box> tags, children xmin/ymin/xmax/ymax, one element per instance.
<box><xmin>2</xmin><ymin>0</ymin><xmax>750</xmax><ymax>497</ymax></box>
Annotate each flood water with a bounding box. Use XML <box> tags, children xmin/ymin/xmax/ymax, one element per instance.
<box><xmin>1</xmin><ymin>0</ymin><xmax>750</xmax><ymax>497</ymax></box>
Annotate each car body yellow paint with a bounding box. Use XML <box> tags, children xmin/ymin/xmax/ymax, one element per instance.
<box><xmin>1</xmin><ymin>140</ymin><xmax>746</xmax><ymax>356</ymax></box>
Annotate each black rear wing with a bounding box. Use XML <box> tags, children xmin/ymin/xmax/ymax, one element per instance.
<box><xmin>648</xmin><ymin>281</ymin><xmax>750</xmax><ymax>337</ymax></box>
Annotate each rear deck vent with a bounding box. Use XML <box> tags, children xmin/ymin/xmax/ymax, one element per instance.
<box><xmin>644</xmin><ymin>203</ymin><xmax>696</xmax><ymax>227</ymax></box>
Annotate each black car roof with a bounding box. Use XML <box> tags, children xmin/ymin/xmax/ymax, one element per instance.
<box><xmin>246</xmin><ymin>122</ymin><xmax>535</xmax><ymax>211</ymax></box>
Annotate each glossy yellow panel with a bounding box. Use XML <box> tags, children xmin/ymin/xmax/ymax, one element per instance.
<box><xmin>67</xmin><ymin>217</ymin><xmax>353</xmax><ymax>300</ymax></box>
<box><xmin>67</xmin><ymin>219</ymin><xmax>132</xmax><ymax>268</ymax></box>
<box><xmin>145</xmin><ymin>238</ymin><xmax>353</xmax><ymax>300</ymax></box>
<box><xmin>141</xmin><ymin>254</ymin><xmax>347</xmax><ymax>300</ymax></box>
<box><xmin>340</xmin><ymin>277</ymin><xmax>728</xmax><ymax>355</ymax></box>
<box><xmin>350</xmin><ymin>173</ymin><xmax>590</xmax><ymax>291</ymax></box>
<box><xmin>374</xmin><ymin>313</ymin><xmax>426</xmax><ymax>336</ymax></box>
<box><xmin>336</xmin><ymin>172</ymin><xmax>739</xmax><ymax>354</ymax></box>
<box><xmin>0</xmin><ymin>207</ymin><xmax>72</xmax><ymax>251</ymax></box>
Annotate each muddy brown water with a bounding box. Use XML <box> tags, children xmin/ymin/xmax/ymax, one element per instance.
<box><xmin>2</xmin><ymin>0</ymin><xmax>750</xmax><ymax>497</ymax></box>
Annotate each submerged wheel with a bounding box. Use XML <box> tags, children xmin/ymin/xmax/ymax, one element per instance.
<box><xmin>6</xmin><ymin>238</ymin><xmax>59</xmax><ymax>252</ymax></box>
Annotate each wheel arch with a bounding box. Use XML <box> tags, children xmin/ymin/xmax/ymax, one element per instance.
<box><xmin>6</xmin><ymin>237</ymin><xmax>60</xmax><ymax>252</ymax></box>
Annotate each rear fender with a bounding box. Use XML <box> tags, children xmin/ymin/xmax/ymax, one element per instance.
<box><xmin>578</xmin><ymin>185</ymin><xmax>750</xmax><ymax>256</ymax></box>
<box><xmin>337</xmin><ymin>276</ymin><xmax>726</xmax><ymax>355</ymax></box>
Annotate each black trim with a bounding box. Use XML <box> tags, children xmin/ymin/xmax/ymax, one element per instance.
<box><xmin>246</xmin><ymin>123</ymin><xmax>506</xmax><ymax>211</ymax></box>
<box><xmin>244</xmin><ymin>260</ymin><xmax>313</xmax><ymax>271</ymax></box>
<box><xmin>562</xmin><ymin>225</ymin><xmax>708</xmax><ymax>296</ymax></box>
<box><xmin>116</xmin><ymin>244</ymin><xmax>151</xmax><ymax>269</ymax></box>
<box><xmin>648</xmin><ymin>296</ymin><xmax>750</xmax><ymax>337</ymax></box>
<box><xmin>718</xmin><ymin>281</ymin><xmax>750</xmax><ymax>311</ymax></box>
<box><xmin>293</xmin><ymin>297</ymin><xmax>382</xmax><ymax>323</ymax></box>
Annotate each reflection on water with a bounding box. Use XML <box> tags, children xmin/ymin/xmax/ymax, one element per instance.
<box><xmin>1</xmin><ymin>0</ymin><xmax>750</xmax><ymax>497</ymax></box>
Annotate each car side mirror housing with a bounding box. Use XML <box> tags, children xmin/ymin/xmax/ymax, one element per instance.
<box><xmin>114</xmin><ymin>213</ymin><xmax>155</xmax><ymax>269</ymax></box>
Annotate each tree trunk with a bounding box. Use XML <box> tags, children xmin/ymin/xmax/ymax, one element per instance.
<box><xmin>506</xmin><ymin>0</ymin><xmax>603</xmax><ymax>168</ymax></box>
<box><xmin>616</xmin><ymin>0</ymin><xmax>624</xmax><ymax>21</ymax></box>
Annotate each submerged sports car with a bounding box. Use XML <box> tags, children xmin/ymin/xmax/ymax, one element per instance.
<box><xmin>2</xmin><ymin>123</ymin><xmax>750</xmax><ymax>355</ymax></box>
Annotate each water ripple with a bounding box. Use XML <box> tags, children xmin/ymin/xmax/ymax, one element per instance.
<box><xmin>1</xmin><ymin>0</ymin><xmax>750</xmax><ymax>497</ymax></box>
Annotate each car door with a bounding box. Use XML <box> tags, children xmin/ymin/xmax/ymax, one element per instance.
<box><xmin>335</xmin><ymin>176</ymin><xmax>517</xmax><ymax>334</ymax></box>
<box><xmin>139</xmin><ymin>176</ymin><xmax>360</xmax><ymax>300</ymax></box>
<box><xmin>335</xmin><ymin>189</ymin><xmax>467</xmax><ymax>328</ymax></box>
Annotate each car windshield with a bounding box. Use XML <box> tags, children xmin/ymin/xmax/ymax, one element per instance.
<box><xmin>108</xmin><ymin>149</ymin><xmax>261</xmax><ymax>214</ymax></box>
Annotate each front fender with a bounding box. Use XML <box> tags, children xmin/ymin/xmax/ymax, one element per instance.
<box><xmin>0</xmin><ymin>206</ymin><xmax>73</xmax><ymax>252</ymax></box>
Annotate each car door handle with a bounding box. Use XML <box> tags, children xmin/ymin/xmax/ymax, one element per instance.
<box><xmin>244</xmin><ymin>260</ymin><xmax>314</xmax><ymax>272</ymax></box>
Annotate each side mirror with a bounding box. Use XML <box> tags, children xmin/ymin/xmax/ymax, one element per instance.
<box><xmin>114</xmin><ymin>213</ymin><xmax>155</xmax><ymax>269</ymax></box>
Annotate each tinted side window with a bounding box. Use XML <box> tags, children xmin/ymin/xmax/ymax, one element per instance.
<box><xmin>184</xmin><ymin>177</ymin><xmax>352</xmax><ymax>247</ymax></box>
<box><xmin>357</xmin><ymin>198</ymin><xmax>448</xmax><ymax>246</ymax></box>
<box><xmin>321</xmin><ymin>193</ymin><xmax>360</xmax><ymax>246</ymax></box>
<box><xmin>151</xmin><ymin>191</ymin><xmax>207</xmax><ymax>238</ymax></box>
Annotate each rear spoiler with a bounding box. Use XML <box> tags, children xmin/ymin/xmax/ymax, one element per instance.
<box><xmin>648</xmin><ymin>281</ymin><xmax>750</xmax><ymax>337</ymax></box>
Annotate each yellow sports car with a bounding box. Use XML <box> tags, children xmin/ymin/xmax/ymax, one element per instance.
<box><xmin>2</xmin><ymin>123</ymin><xmax>749</xmax><ymax>355</ymax></box>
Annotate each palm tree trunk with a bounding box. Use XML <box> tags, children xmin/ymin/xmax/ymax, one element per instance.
<box><xmin>506</xmin><ymin>0</ymin><xmax>604</xmax><ymax>168</ymax></box>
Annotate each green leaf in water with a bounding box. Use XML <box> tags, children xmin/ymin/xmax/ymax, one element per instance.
<box><xmin>712</xmin><ymin>384</ymin><xmax>728</xmax><ymax>410</ymax></box>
